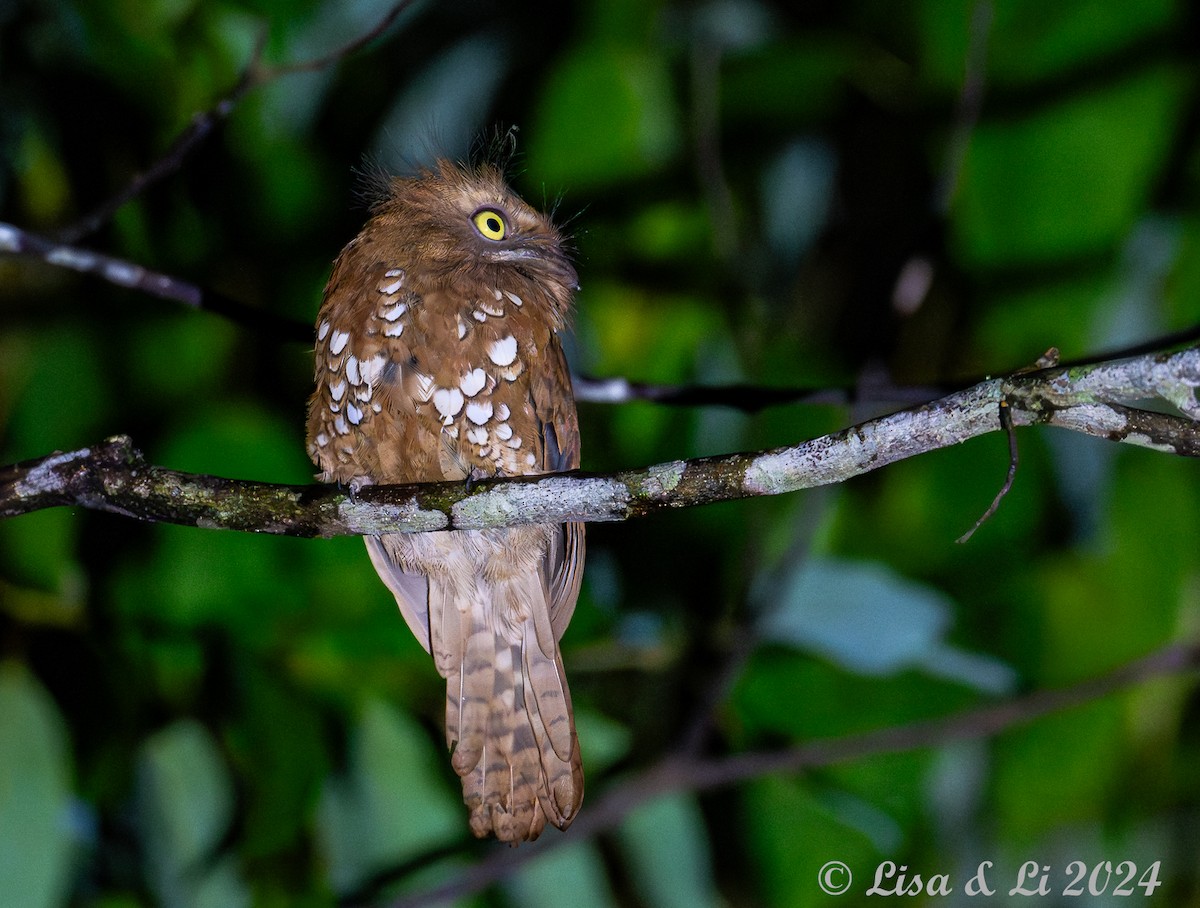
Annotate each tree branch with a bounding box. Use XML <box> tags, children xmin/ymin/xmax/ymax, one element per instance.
<box><xmin>0</xmin><ymin>221</ymin><xmax>312</xmax><ymax>342</ymax></box>
<box><xmin>376</xmin><ymin>638</ymin><xmax>1200</xmax><ymax>908</ymax></box>
<box><xmin>55</xmin><ymin>0</ymin><xmax>423</xmax><ymax>244</ymax></box>
<box><xmin>3</xmin><ymin>346</ymin><xmax>1197</xmax><ymax>535</ymax></box>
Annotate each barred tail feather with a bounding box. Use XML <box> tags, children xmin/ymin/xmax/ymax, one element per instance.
<box><xmin>451</xmin><ymin>604</ymin><xmax>493</xmax><ymax>775</ymax></box>
<box><xmin>455</xmin><ymin>617</ymin><xmax>582</xmax><ymax>843</ymax></box>
<box><xmin>523</xmin><ymin>646</ymin><xmax>584</xmax><ymax>828</ymax></box>
<box><xmin>369</xmin><ymin>530</ymin><xmax>584</xmax><ymax>844</ymax></box>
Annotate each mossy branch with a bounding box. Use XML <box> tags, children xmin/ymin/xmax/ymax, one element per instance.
<box><xmin>3</xmin><ymin>346</ymin><xmax>1197</xmax><ymax>535</ymax></box>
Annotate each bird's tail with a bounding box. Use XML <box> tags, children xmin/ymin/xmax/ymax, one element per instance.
<box><xmin>435</xmin><ymin>578</ymin><xmax>584</xmax><ymax>844</ymax></box>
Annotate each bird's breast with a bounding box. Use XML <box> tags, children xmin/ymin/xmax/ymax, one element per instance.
<box><xmin>308</xmin><ymin>262</ymin><xmax>556</xmax><ymax>485</ymax></box>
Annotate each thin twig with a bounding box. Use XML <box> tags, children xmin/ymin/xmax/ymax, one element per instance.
<box><xmin>937</xmin><ymin>0</ymin><xmax>994</xmax><ymax>214</ymax></box>
<box><xmin>892</xmin><ymin>0</ymin><xmax>993</xmax><ymax>315</ymax></box>
<box><xmin>11</xmin><ymin>225</ymin><xmax>1200</xmax><ymax>417</ymax></box>
<box><xmin>266</xmin><ymin>0</ymin><xmax>421</xmax><ymax>77</ymax></box>
<box><xmin>56</xmin><ymin>32</ymin><xmax>269</xmax><ymax>244</ymax></box>
<box><xmin>55</xmin><ymin>0</ymin><xmax>422</xmax><ymax>243</ymax></box>
<box><xmin>690</xmin><ymin>37</ymin><xmax>737</xmax><ymax>262</ymax></box>
<box><xmin>0</xmin><ymin>222</ymin><xmax>309</xmax><ymax>342</ymax></box>
<box><xmin>570</xmin><ymin>373</ymin><xmax>948</xmax><ymax>411</ymax></box>
<box><xmin>957</xmin><ymin>397</ymin><xmax>1018</xmax><ymax>543</ymax></box>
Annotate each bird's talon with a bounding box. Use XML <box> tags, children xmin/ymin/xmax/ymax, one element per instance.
<box><xmin>465</xmin><ymin>466</ymin><xmax>488</xmax><ymax>492</ymax></box>
<box><xmin>346</xmin><ymin>475</ymin><xmax>374</xmax><ymax>502</ymax></box>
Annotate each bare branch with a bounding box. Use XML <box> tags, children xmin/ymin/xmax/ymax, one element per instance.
<box><xmin>570</xmin><ymin>373</ymin><xmax>947</xmax><ymax>410</ymax></box>
<box><xmin>0</xmin><ymin>222</ymin><xmax>311</xmax><ymax>342</ymax></box>
<box><xmin>3</xmin><ymin>347</ymin><xmax>1197</xmax><ymax>536</ymax></box>
<box><xmin>265</xmin><ymin>0</ymin><xmax>421</xmax><ymax>78</ymax></box>
<box><xmin>55</xmin><ymin>0</ymin><xmax>422</xmax><ymax>243</ymax></box>
<box><xmin>382</xmin><ymin>639</ymin><xmax>1200</xmax><ymax>908</ymax></box>
<box><xmin>936</xmin><ymin>0</ymin><xmax>994</xmax><ymax>214</ymax></box>
<box><xmin>56</xmin><ymin>32</ymin><xmax>269</xmax><ymax>244</ymax></box>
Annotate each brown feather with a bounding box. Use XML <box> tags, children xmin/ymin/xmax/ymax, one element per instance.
<box><xmin>306</xmin><ymin>159</ymin><xmax>585</xmax><ymax>844</ymax></box>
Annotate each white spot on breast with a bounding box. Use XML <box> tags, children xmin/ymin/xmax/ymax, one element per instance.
<box><xmin>334</xmin><ymin>414</ymin><xmax>349</xmax><ymax>434</ymax></box>
<box><xmin>317</xmin><ymin>320</ymin><xmax>331</xmax><ymax>341</ymax></box>
<box><xmin>456</xmin><ymin>315</ymin><xmax>468</xmax><ymax>339</ymax></box>
<box><xmin>494</xmin><ymin>422</ymin><xmax>513</xmax><ymax>441</ymax></box>
<box><xmin>488</xmin><ymin>335</ymin><xmax>518</xmax><ymax>367</ymax></box>
<box><xmin>525</xmin><ymin>453</ymin><xmax>537</xmax><ymax>466</ymax></box>
<box><xmin>479</xmin><ymin>300</ymin><xmax>504</xmax><ymax>317</ymax></box>
<box><xmin>466</xmin><ymin>426</ymin><xmax>488</xmax><ymax>445</ymax></box>
<box><xmin>379</xmin><ymin>279</ymin><xmax>403</xmax><ymax>295</ymax></box>
<box><xmin>345</xmin><ymin>355</ymin><xmax>360</xmax><ymax>386</ymax></box>
<box><xmin>354</xmin><ymin>385</ymin><xmax>371</xmax><ymax>401</ymax></box>
<box><xmin>472</xmin><ymin>310</ymin><xmax>488</xmax><ymax>322</ymax></box>
<box><xmin>329</xmin><ymin>330</ymin><xmax>350</xmax><ymax>356</ymax></box>
<box><xmin>381</xmin><ymin>301</ymin><xmax>407</xmax><ymax>321</ymax></box>
<box><xmin>506</xmin><ymin>435</ymin><xmax>522</xmax><ymax>449</ymax></box>
<box><xmin>384</xmin><ymin>322</ymin><xmax>404</xmax><ymax>337</ymax></box>
<box><xmin>500</xmin><ymin>358</ymin><xmax>525</xmax><ymax>381</ymax></box>
<box><xmin>329</xmin><ymin>380</ymin><xmax>346</xmax><ymax>402</ymax></box>
<box><xmin>316</xmin><ymin>432</ymin><xmax>329</xmax><ymax>447</ymax></box>
<box><xmin>372</xmin><ymin>402</ymin><xmax>382</xmax><ymax>413</ymax></box>
<box><xmin>496</xmin><ymin>403</ymin><xmax>510</xmax><ymax>420</ymax></box>
<box><xmin>504</xmin><ymin>290</ymin><xmax>523</xmax><ymax>307</ymax></box>
<box><xmin>346</xmin><ymin>402</ymin><xmax>363</xmax><ymax>425</ymax></box>
<box><xmin>466</xmin><ymin>400</ymin><xmax>493</xmax><ymax>425</ymax></box>
<box><xmin>433</xmin><ymin>388</ymin><xmax>464</xmax><ymax>423</ymax></box>
<box><xmin>385</xmin><ymin>268</ymin><xmax>404</xmax><ymax>278</ymax></box>
<box><xmin>460</xmin><ymin>368</ymin><xmax>487</xmax><ymax>397</ymax></box>
<box><xmin>492</xmin><ymin>287</ymin><xmax>503</xmax><ymax>300</ymax></box>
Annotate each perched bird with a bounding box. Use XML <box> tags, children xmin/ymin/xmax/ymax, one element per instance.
<box><xmin>306</xmin><ymin>160</ymin><xmax>585</xmax><ymax>844</ymax></box>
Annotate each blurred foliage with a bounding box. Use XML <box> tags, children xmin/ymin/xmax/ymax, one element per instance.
<box><xmin>3</xmin><ymin>0</ymin><xmax>1200</xmax><ymax>905</ymax></box>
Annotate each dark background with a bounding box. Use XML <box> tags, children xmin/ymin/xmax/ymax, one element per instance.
<box><xmin>3</xmin><ymin>0</ymin><xmax>1200</xmax><ymax>904</ymax></box>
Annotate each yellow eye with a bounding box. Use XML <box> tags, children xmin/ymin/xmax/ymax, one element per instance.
<box><xmin>472</xmin><ymin>208</ymin><xmax>507</xmax><ymax>241</ymax></box>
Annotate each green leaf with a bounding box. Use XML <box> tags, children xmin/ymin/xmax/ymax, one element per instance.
<box><xmin>158</xmin><ymin>401</ymin><xmax>311</xmax><ymax>483</ymax></box>
<box><xmin>505</xmin><ymin>841</ymin><xmax>617</xmax><ymax>908</ymax></box>
<box><xmin>0</xmin><ymin>663</ymin><xmax>74</xmax><ymax>908</ymax></box>
<box><xmin>0</xmin><ymin>507</ymin><xmax>81</xmax><ymax>601</ymax></box>
<box><xmin>126</xmin><ymin>317</ymin><xmax>238</xmax><ymax>403</ymax></box>
<box><xmin>1165</xmin><ymin>215</ymin><xmax>1200</xmax><ymax>328</ymax></box>
<box><xmin>370</xmin><ymin>33</ymin><xmax>511</xmax><ymax>170</ymax></box>
<box><xmin>112</xmin><ymin>526</ymin><xmax>308</xmax><ymax>639</ymax></box>
<box><xmin>919</xmin><ymin>0</ymin><xmax>1179</xmax><ymax>92</ymax></box>
<box><xmin>316</xmin><ymin>699</ymin><xmax>460</xmax><ymax>895</ymax></box>
<box><xmin>15</xmin><ymin>124</ymin><xmax>71</xmax><ymax>224</ymax></box>
<box><xmin>734</xmin><ymin>653</ymin><xmax>974</xmax><ymax>750</ymax></box>
<box><xmin>225</xmin><ymin>667</ymin><xmax>328</xmax><ymax>858</ymax></box>
<box><xmin>618</xmin><ymin>792</ymin><xmax>719</xmax><ymax>908</ymax></box>
<box><xmin>993</xmin><ymin>701</ymin><xmax>1123</xmax><ymax>842</ymax></box>
<box><xmin>954</xmin><ymin>66</ymin><xmax>1186</xmax><ymax>266</ymax></box>
<box><xmin>136</xmin><ymin>720</ymin><xmax>251</xmax><ymax>908</ymax></box>
<box><xmin>760</xmin><ymin>557</ymin><xmax>1015</xmax><ymax>692</ymax></box>
<box><xmin>3</xmin><ymin>327</ymin><xmax>114</xmax><ymax>457</ymax></box>
<box><xmin>529</xmin><ymin>47</ymin><xmax>681</xmax><ymax>188</ymax></box>
<box><xmin>574</xmin><ymin>707</ymin><xmax>633</xmax><ymax>777</ymax></box>
<box><xmin>722</xmin><ymin>39</ymin><xmax>854</xmax><ymax>126</ymax></box>
<box><xmin>743</xmin><ymin>776</ymin><xmax>878</xmax><ymax>908</ymax></box>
